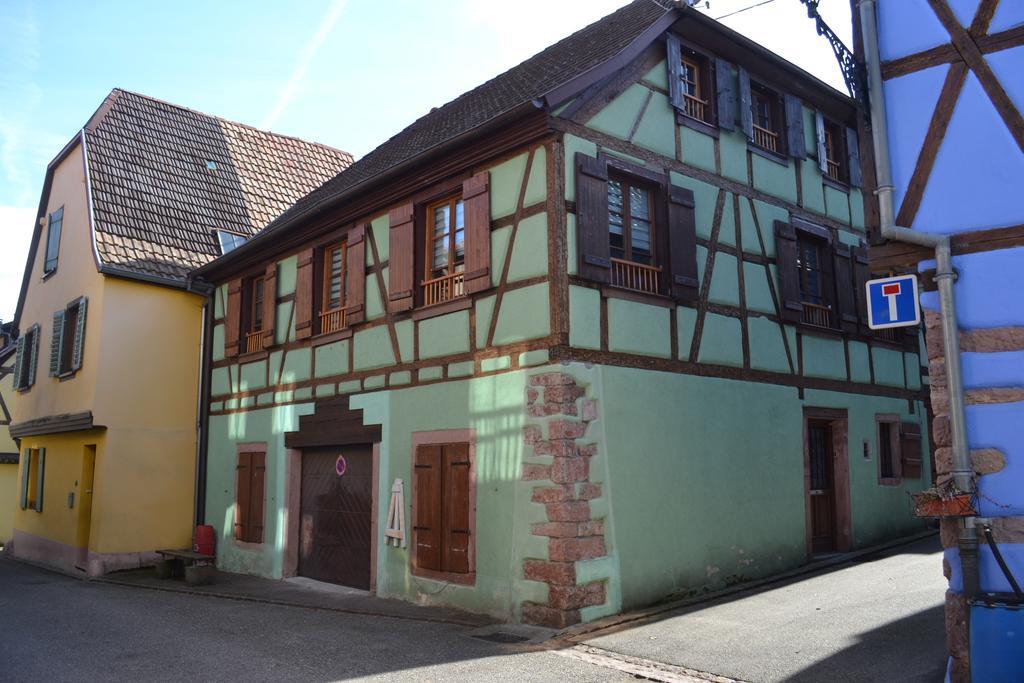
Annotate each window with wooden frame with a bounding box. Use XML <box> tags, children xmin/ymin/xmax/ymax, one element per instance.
<box><xmin>815</xmin><ymin>111</ymin><xmax>862</xmax><ymax>189</ymax></box>
<box><xmin>876</xmin><ymin>415</ymin><xmax>901</xmax><ymax>485</ymax></box>
<box><xmin>12</xmin><ymin>324</ymin><xmax>40</xmax><ymax>392</ymax></box>
<box><xmin>243</xmin><ymin>276</ymin><xmax>265</xmax><ymax>354</ymax></box>
<box><xmin>49</xmin><ymin>297</ymin><xmax>88</xmax><ymax>378</ymax></box>
<box><xmin>796</xmin><ymin>232</ymin><xmax>833</xmax><ymax>328</ymax></box>
<box><xmin>412</xmin><ymin>442</ymin><xmax>473</xmax><ymax>582</ymax></box>
<box><xmin>608</xmin><ymin>173</ymin><xmax>661</xmax><ymax>294</ymax></box>
<box><xmin>44</xmin><ymin>207</ymin><xmax>63</xmax><ymax>275</ymax></box>
<box><xmin>319</xmin><ymin>242</ymin><xmax>348</xmax><ymax>334</ymax></box>
<box><xmin>750</xmin><ymin>83</ymin><xmax>785</xmax><ymax>155</ymax></box>
<box><xmin>423</xmin><ymin>195</ymin><xmax>466</xmax><ymax>306</ymax></box>
<box><xmin>19</xmin><ymin>447</ymin><xmax>45</xmax><ymax>512</ymax></box>
<box><xmin>234</xmin><ymin>449</ymin><xmax>266</xmax><ymax>544</ymax></box>
<box><xmin>666</xmin><ymin>35</ymin><xmax>721</xmax><ymax>130</ymax></box>
<box><xmin>822</xmin><ymin>119</ymin><xmax>846</xmax><ymax>183</ymax></box>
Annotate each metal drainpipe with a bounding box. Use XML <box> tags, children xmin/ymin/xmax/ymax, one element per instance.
<box><xmin>859</xmin><ymin>0</ymin><xmax>978</xmax><ymax>597</ymax></box>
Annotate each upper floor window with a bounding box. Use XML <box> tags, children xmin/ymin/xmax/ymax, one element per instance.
<box><xmin>49</xmin><ymin>297</ymin><xmax>88</xmax><ymax>378</ymax></box>
<box><xmin>44</xmin><ymin>207</ymin><xmax>64</xmax><ymax>275</ymax></box>
<box><xmin>319</xmin><ymin>242</ymin><xmax>347</xmax><ymax>334</ymax></box>
<box><xmin>608</xmin><ymin>175</ymin><xmax>660</xmax><ymax>294</ymax></box>
<box><xmin>823</xmin><ymin>120</ymin><xmax>846</xmax><ymax>183</ymax></box>
<box><xmin>666</xmin><ymin>35</ymin><xmax>716</xmax><ymax>128</ymax></box>
<box><xmin>424</xmin><ymin>196</ymin><xmax>466</xmax><ymax>306</ymax></box>
<box><xmin>217</xmin><ymin>230</ymin><xmax>248</xmax><ymax>255</ymax></box>
<box><xmin>244</xmin><ymin>276</ymin><xmax>265</xmax><ymax>354</ymax></box>
<box><xmin>796</xmin><ymin>233</ymin><xmax>832</xmax><ymax>328</ymax></box>
<box><xmin>750</xmin><ymin>83</ymin><xmax>784</xmax><ymax>155</ymax></box>
<box><xmin>12</xmin><ymin>324</ymin><xmax>40</xmax><ymax>391</ymax></box>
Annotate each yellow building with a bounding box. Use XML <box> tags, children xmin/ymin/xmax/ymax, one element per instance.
<box><xmin>8</xmin><ymin>90</ymin><xmax>351</xmax><ymax>575</ymax></box>
<box><xmin>0</xmin><ymin>339</ymin><xmax>19</xmax><ymax>545</ymax></box>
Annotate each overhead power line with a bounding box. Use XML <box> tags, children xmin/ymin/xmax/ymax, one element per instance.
<box><xmin>714</xmin><ymin>0</ymin><xmax>777</xmax><ymax>21</ymax></box>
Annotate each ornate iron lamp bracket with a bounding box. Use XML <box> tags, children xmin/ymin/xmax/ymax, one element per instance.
<box><xmin>798</xmin><ymin>0</ymin><xmax>870</xmax><ymax>115</ymax></box>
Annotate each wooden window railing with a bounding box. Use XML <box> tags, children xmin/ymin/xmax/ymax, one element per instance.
<box><xmin>802</xmin><ymin>301</ymin><xmax>833</xmax><ymax>328</ymax></box>
<box><xmin>319</xmin><ymin>307</ymin><xmax>347</xmax><ymax>335</ymax></box>
<box><xmin>422</xmin><ymin>271</ymin><xmax>465</xmax><ymax>306</ymax></box>
<box><xmin>874</xmin><ymin>327</ymin><xmax>901</xmax><ymax>344</ymax></box>
<box><xmin>611</xmin><ymin>257</ymin><xmax>661</xmax><ymax>295</ymax></box>
<box><xmin>752</xmin><ymin>124</ymin><xmax>779</xmax><ymax>153</ymax></box>
<box><xmin>683</xmin><ymin>93</ymin><xmax>707</xmax><ymax>122</ymax></box>
<box><xmin>245</xmin><ymin>330</ymin><xmax>264</xmax><ymax>354</ymax></box>
<box><xmin>826</xmin><ymin>159</ymin><xmax>842</xmax><ymax>181</ymax></box>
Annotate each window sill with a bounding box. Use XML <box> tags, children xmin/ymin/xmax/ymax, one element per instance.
<box><xmin>601</xmin><ymin>285</ymin><xmax>675</xmax><ymax>308</ymax></box>
<box><xmin>411</xmin><ymin>296</ymin><xmax>472</xmax><ymax>322</ymax></box>
<box><xmin>312</xmin><ymin>328</ymin><xmax>353</xmax><ymax>346</ymax></box>
<box><xmin>233</xmin><ymin>539</ymin><xmax>264</xmax><ymax>552</ymax></box>
<box><xmin>412</xmin><ymin>567</ymin><xmax>476</xmax><ymax>586</ymax></box>
<box><xmin>42</xmin><ymin>268</ymin><xmax>58</xmax><ymax>282</ymax></box>
<box><xmin>238</xmin><ymin>349</ymin><xmax>269</xmax><ymax>363</ymax></box>
<box><xmin>57</xmin><ymin>370</ymin><xmax>78</xmax><ymax>382</ymax></box>
<box><xmin>798</xmin><ymin>322</ymin><xmax>843</xmax><ymax>337</ymax></box>
<box><xmin>748</xmin><ymin>143</ymin><xmax>789</xmax><ymax>167</ymax></box>
<box><xmin>878</xmin><ymin>478</ymin><xmax>902</xmax><ymax>487</ymax></box>
<box><xmin>675</xmin><ymin>112</ymin><xmax>719</xmax><ymax>138</ymax></box>
<box><xmin>822</xmin><ymin>176</ymin><xmax>850</xmax><ymax>193</ymax></box>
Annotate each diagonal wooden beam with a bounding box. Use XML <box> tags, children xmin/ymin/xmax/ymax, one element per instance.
<box><xmin>929</xmin><ymin>0</ymin><xmax>1024</xmax><ymax>152</ymax></box>
<box><xmin>894</xmin><ymin>62</ymin><xmax>969</xmax><ymax>228</ymax></box>
<box><xmin>968</xmin><ymin>0</ymin><xmax>1000</xmax><ymax>36</ymax></box>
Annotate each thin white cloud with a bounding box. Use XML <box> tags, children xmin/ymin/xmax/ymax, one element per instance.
<box><xmin>261</xmin><ymin>0</ymin><xmax>349</xmax><ymax>130</ymax></box>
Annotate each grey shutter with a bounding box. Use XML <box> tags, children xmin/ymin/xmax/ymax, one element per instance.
<box><xmin>27</xmin><ymin>325</ymin><xmax>38</xmax><ymax>388</ymax></box>
<box><xmin>72</xmin><ymin>298</ymin><xmax>88</xmax><ymax>371</ymax></box>
<box><xmin>715</xmin><ymin>58</ymin><xmax>735</xmax><ymax>131</ymax></box>
<box><xmin>575</xmin><ymin>153</ymin><xmax>611</xmax><ymax>283</ymax></box>
<box><xmin>774</xmin><ymin>221</ymin><xmax>803</xmax><ymax>323</ymax></box>
<box><xmin>784</xmin><ymin>95</ymin><xmax>805</xmax><ymax>159</ymax></box>
<box><xmin>666</xmin><ymin>34</ymin><xmax>683</xmax><ymax>112</ymax></box>
<box><xmin>12</xmin><ymin>336</ymin><xmax>24</xmax><ymax>390</ymax></box>
<box><xmin>668</xmin><ymin>184</ymin><xmax>699</xmax><ymax>301</ymax></box>
<box><xmin>738</xmin><ymin>67</ymin><xmax>753</xmax><ymax>140</ymax></box>
<box><xmin>49</xmin><ymin>309</ymin><xmax>65</xmax><ymax>377</ymax></box>
<box><xmin>815</xmin><ymin>111</ymin><xmax>828</xmax><ymax>175</ymax></box>
<box><xmin>20</xmin><ymin>449</ymin><xmax>31</xmax><ymax>509</ymax></box>
<box><xmin>833</xmin><ymin>243</ymin><xmax>858</xmax><ymax>333</ymax></box>
<box><xmin>34</xmin><ymin>448</ymin><xmax>45</xmax><ymax>512</ymax></box>
<box><xmin>846</xmin><ymin>127</ymin><xmax>862</xmax><ymax>187</ymax></box>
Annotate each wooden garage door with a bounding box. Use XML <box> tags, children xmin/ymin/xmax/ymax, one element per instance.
<box><xmin>298</xmin><ymin>445</ymin><xmax>373</xmax><ymax>589</ymax></box>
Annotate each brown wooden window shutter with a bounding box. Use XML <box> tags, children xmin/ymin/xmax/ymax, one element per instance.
<box><xmin>235</xmin><ymin>451</ymin><xmax>266</xmax><ymax>543</ymax></box>
<box><xmin>832</xmin><ymin>242</ymin><xmax>858</xmax><ymax>333</ymax></box>
<box><xmin>443</xmin><ymin>443</ymin><xmax>472</xmax><ymax>575</ymax></box>
<box><xmin>224</xmin><ymin>279</ymin><xmax>242</xmax><ymax>356</ymax></box>
<box><xmin>667</xmin><ymin>184</ymin><xmax>699</xmax><ymax>301</ymax></box>
<box><xmin>234</xmin><ymin>452</ymin><xmax>251</xmax><ymax>541</ymax></box>
<box><xmin>846</xmin><ymin>127</ymin><xmax>862</xmax><ymax>188</ymax></box>
<box><xmin>346</xmin><ymin>225</ymin><xmax>366</xmax><ymax>325</ymax></box>
<box><xmin>852</xmin><ymin>245</ymin><xmax>871</xmax><ymax>334</ymax></box>
<box><xmin>462</xmin><ymin>172</ymin><xmax>491</xmax><ymax>294</ymax></box>
<box><xmin>666</xmin><ymin>33</ymin><xmax>683</xmax><ymax>112</ymax></box>
<box><xmin>413</xmin><ymin>444</ymin><xmax>443</xmax><ymax>572</ymax></box>
<box><xmin>899</xmin><ymin>422</ymin><xmax>923</xmax><ymax>479</ymax></box>
<box><xmin>261</xmin><ymin>263</ymin><xmax>277</xmax><ymax>348</ymax></box>
<box><xmin>294</xmin><ymin>248</ymin><xmax>315</xmax><ymax>340</ymax></box>
<box><xmin>715</xmin><ymin>58</ymin><xmax>735</xmax><ymax>130</ymax></box>
<box><xmin>388</xmin><ymin>203</ymin><xmax>415</xmax><ymax>311</ymax></box>
<box><xmin>784</xmin><ymin>94</ymin><xmax>805</xmax><ymax>159</ymax></box>
<box><xmin>575</xmin><ymin>153</ymin><xmax>611</xmax><ymax>284</ymax></box>
<box><xmin>774</xmin><ymin>220</ymin><xmax>803</xmax><ymax>323</ymax></box>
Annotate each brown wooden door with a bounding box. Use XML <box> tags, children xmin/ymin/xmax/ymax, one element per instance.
<box><xmin>298</xmin><ymin>445</ymin><xmax>373</xmax><ymax>589</ymax></box>
<box><xmin>808</xmin><ymin>421</ymin><xmax>836</xmax><ymax>554</ymax></box>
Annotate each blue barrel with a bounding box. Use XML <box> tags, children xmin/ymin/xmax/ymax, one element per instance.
<box><xmin>970</xmin><ymin>595</ymin><xmax>1024</xmax><ymax>682</ymax></box>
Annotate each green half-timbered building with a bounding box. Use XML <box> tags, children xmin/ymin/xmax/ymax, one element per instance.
<box><xmin>193</xmin><ymin>1</ymin><xmax>931</xmax><ymax>627</ymax></box>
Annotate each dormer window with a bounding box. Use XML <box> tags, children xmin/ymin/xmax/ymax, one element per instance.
<box><xmin>217</xmin><ymin>230</ymin><xmax>247</xmax><ymax>255</ymax></box>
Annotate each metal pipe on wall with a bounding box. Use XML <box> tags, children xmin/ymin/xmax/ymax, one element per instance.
<box><xmin>858</xmin><ymin>0</ymin><xmax>978</xmax><ymax>597</ymax></box>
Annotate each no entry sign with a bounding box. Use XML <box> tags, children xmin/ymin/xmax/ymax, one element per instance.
<box><xmin>866</xmin><ymin>274</ymin><xmax>920</xmax><ymax>330</ymax></box>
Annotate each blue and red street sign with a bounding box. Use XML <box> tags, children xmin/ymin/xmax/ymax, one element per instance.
<box><xmin>866</xmin><ymin>274</ymin><xmax>920</xmax><ymax>329</ymax></box>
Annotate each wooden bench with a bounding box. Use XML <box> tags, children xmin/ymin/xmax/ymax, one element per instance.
<box><xmin>154</xmin><ymin>549</ymin><xmax>216</xmax><ymax>586</ymax></box>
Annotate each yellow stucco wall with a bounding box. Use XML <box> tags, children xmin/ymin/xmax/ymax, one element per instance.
<box><xmin>0</xmin><ymin>463</ymin><xmax>17</xmax><ymax>543</ymax></box>
<box><xmin>12</xmin><ymin>140</ymin><xmax>203</xmax><ymax>562</ymax></box>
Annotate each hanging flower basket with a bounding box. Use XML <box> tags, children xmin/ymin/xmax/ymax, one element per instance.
<box><xmin>912</xmin><ymin>481</ymin><xmax>977</xmax><ymax>518</ymax></box>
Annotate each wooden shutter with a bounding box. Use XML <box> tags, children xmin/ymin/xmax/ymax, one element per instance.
<box><xmin>71</xmin><ymin>297</ymin><xmax>87</xmax><ymax>371</ymax></box>
<box><xmin>19</xmin><ymin>448</ymin><xmax>30</xmax><ymax>509</ymax></box>
<box><xmin>234</xmin><ymin>452</ymin><xmax>252</xmax><ymax>541</ymax></box>
<box><xmin>715</xmin><ymin>58</ymin><xmax>735</xmax><ymax>131</ymax></box>
<box><xmin>462</xmin><ymin>172</ymin><xmax>491</xmax><ymax>294</ymax></box>
<box><xmin>668</xmin><ymin>184</ymin><xmax>699</xmax><ymax>301</ymax></box>
<box><xmin>413</xmin><ymin>444</ymin><xmax>443</xmax><ymax>572</ymax></box>
<box><xmin>225</xmin><ymin>279</ymin><xmax>242</xmax><ymax>356</ymax></box>
<box><xmin>738</xmin><ymin>67</ymin><xmax>753</xmax><ymax>141</ymax></box>
<box><xmin>846</xmin><ymin>126</ymin><xmax>862</xmax><ymax>188</ymax></box>
<box><xmin>346</xmin><ymin>225</ymin><xmax>366</xmax><ymax>325</ymax></box>
<box><xmin>815</xmin><ymin>111</ymin><xmax>828</xmax><ymax>175</ymax></box>
<box><xmin>27</xmin><ymin>325</ymin><xmax>38</xmax><ymax>388</ymax></box>
<box><xmin>784</xmin><ymin>94</ymin><xmax>805</xmax><ymax>159</ymax></box>
<box><xmin>261</xmin><ymin>264</ymin><xmax>277</xmax><ymax>348</ymax></box>
<box><xmin>249</xmin><ymin>452</ymin><xmax>266</xmax><ymax>544</ymax></box>
<box><xmin>774</xmin><ymin>221</ymin><xmax>802</xmax><ymax>323</ymax></box>
<box><xmin>900</xmin><ymin>422</ymin><xmax>923</xmax><ymax>479</ymax></box>
<box><xmin>49</xmin><ymin>309</ymin><xmax>65</xmax><ymax>377</ymax></box>
<box><xmin>443</xmin><ymin>443</ymin><xmax>472</xmax><ymax>574</ymax></box>
<box><xmin>666</xmin><ymin>33</ymin><xmax>683</xmax><ymax>112</ymax></box>
<box><xmin>294</xmin><ymin>248</ymin><xmax>314</xmax><ymax>340</ymax></box>
<box><xmin>852</xmin><ymin>245</ymin><xmax>870</xmax><ymax>334</ymax></box>
<box><xmin>833</xmin><ymin>243</ymin><xmax>858</xmax><ymax>333</ymax></box>
<box><xmin>388</xmin><ymin>203</ymin><xmax>415</xmax><ymax>312</ymax></box>
<box><xmin>575</xmin><ymin>153</ymin><xmax>611</xmax><ymax>284</ymax></box>
<box><xmin>12</xmin><ymin>336</ymin><xmax>24</xmax><ymax>390</ymax></box>
<box><xmin>34</xmin><ymin>448</ymin><xmax>45</xmax><ymax>512</ymax></box>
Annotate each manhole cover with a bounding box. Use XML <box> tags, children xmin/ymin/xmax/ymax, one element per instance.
<box><xmin>471</xmin><ymin>631</ymin><xmax>530</xmax><ymax>644</ymax></box>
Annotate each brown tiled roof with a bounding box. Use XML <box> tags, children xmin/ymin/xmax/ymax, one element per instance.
<box><xmin>84</xmin><ymin>89</ymin><xmax>353</xmax><ymax>282</ymax></box>
<box><xmin>235</xmin><ymin>0</ymin><xmax>675</xmax><ymax>246</ymax></box>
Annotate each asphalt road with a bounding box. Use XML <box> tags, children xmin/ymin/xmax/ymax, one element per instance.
<box><xmin>0</xmin><ymin>558</ymin><xmax>626</xmax><ymax>683</ymax></box>
<box><xmin>585</xmin><ymin>535</ymin><xmax>948</xmax><ymax>682</ymax></box>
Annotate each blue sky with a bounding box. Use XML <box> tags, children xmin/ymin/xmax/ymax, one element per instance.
<box><xmin>0</xmin><ymin>0</ymin><xmax>851</xmax><ymax>321</ymax></box>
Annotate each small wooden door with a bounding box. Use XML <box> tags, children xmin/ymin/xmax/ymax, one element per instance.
<box><xmin>807</xmin><ymin>421</ymin><xmax>836</xmax><ymax>554</ymax></box>
<box><xmin>298</xmin><ymin>445</ymin><xmax>373</xmax><ymax>589</ymax></box>
<box><xmin>75</xmin><ymin>445</ymin><xmax>96</xmax><ymax>570</ymax></box>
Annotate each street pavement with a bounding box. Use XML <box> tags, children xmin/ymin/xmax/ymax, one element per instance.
<box><xmin>582</xmin><ymin>535</ymin><xmax>948</xmax><ymax>682</ymax></box>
